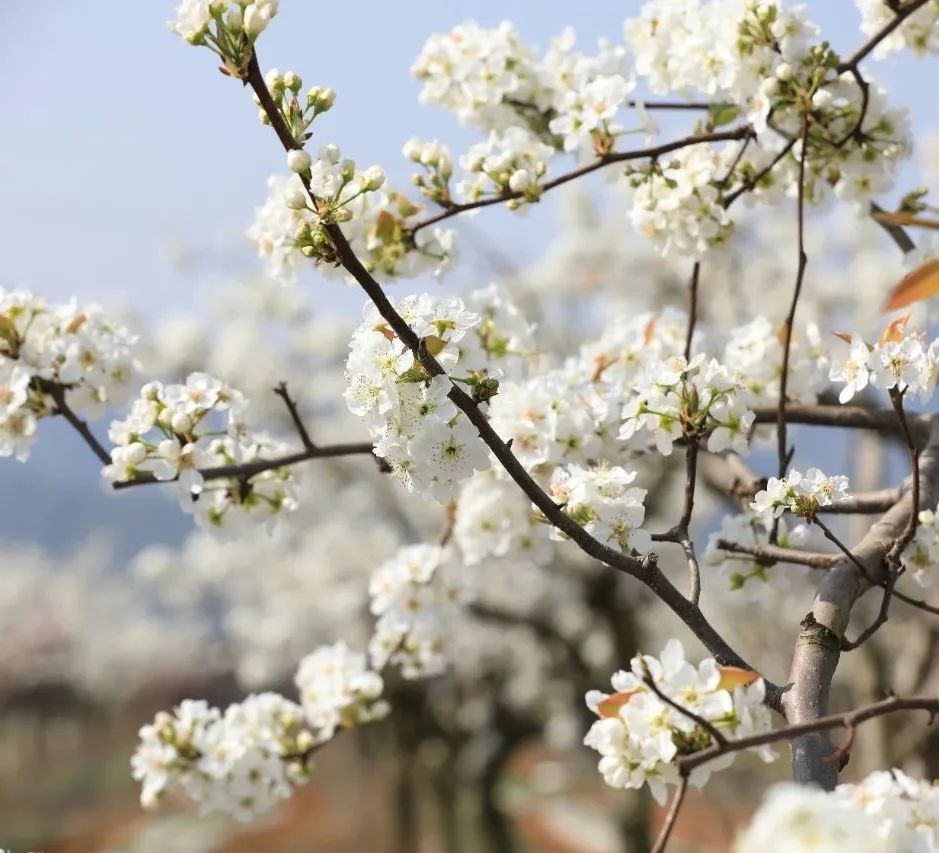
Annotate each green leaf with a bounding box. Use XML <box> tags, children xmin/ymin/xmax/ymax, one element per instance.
<box><xmin>708</xmin><ymin>103</ymin><xmax>740</xmax><ymax>128</ymax></box>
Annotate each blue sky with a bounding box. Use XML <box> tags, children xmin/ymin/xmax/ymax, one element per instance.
<box><xmin>0</xmin><ymin>2</ymin><xmax>935</xmax><ymax>552</ymax></box>
<box><xmin>1</xmin><ymin>1</ymin><xmax>934</xmax><ymax>319</ymax></box>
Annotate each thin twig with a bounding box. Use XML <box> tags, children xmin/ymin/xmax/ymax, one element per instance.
<box><xmin>409</xmin><ymin>127</ymin><xmax>753</xmax><ymax>235</ymax></box>
<box><xmin>684</xmin><ymin>262</ymin><xmax>700</xmax><ymax>362</ymax></box>
<box><xmin>640</xmin><ymin>658</ymin><xmax>728</xmax><ymax>748</ymax></box>
<box><xmin>751</xmin><ymin>403</ymin><xmax>931</xmax><ymax>442</ymax></box>
<box><xmin>715</xmin><ymin>539</ymin><xmax>838</xmax><ymax>570</ymax></box>
<box><xmin>274</xmin><ymin>381</ymin><xmax>315</xmax><ymax>452</ymax></box>
<box><xmin>679</xmin><ymin>694</ymin><xmax>939</xmax><ymax>774</ymax></box>
<box><xmin>112</xmin><ymin>441</ymin><xmax>377</xmax><ymax>490</ymax></box>
<box><xmin>837</xmin><ymin>0</ymin><xmax>931</xmax><ymax>71</ymax></box>
<box><xmin>776</xmin><ymin>116</ymin><xmax>810</xmax><ymax>480</ymax></box>
<box><xmin>44</xmin><ymin>382</ymin><xmax>111</xmax><ymax>465</ymax></box>
<box><xmin>843</xmin><ymin>389</ymin><xmax>923</xmax><ymax>649</ymax></box>
<box><xmin>650</xmin><ymin>774</ymin><xmax>689</xmax><ymax>853</ymax></box>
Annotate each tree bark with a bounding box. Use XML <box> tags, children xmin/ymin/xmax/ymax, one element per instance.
<box><xmin>782</xmin><ymin>418</ymin><xmax>939</xmax><ymax>787</ymax></box>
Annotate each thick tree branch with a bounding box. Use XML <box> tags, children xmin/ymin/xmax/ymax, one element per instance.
<box><xmin>751</xmin><ymin>403</ymin><xmax>932</xmax><ymax>443</ymax></box>
<box><xmin>781</xmin><ymin>417</ymin><xmax>939</xmax><ymax>788</ymax></box>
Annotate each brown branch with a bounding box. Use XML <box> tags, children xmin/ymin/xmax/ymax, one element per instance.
<box><xmin>723</xmin><ymin>138</ymin><xmax>796</xmax><ymax>206</ymax></box>
<box><xmin>681</xmin><ymin>694</ymin><xmax>939</xmax><ymax>775</ymax></box>
<box><xmin>782</xmin><ymin>418</ymin><xmax>939</xmax><ymax>787</ymax></box>
<box><xmin>44</xmin><ymin>381</ymin><xmax>111</xmax><ymax>465</ymax></box>
<box><xmin>274</xmin><ymin>381</ymin><xmax>315</xmax><ymax>452</ymax></box>
<box><xmin>750</xmin><ymin>403</ymin><xmax>931</xmax><ymax>444</ymax></box>
<box><xmin>837</xmin><ymin>0</ymin><xmax>932</xmax><ymax>72</ymax></box>
<box><xmin>871</xmin><ymin>201</ymin><xmax>917</xmax><ymax>253</ymax></box>
<box><xmin>408</xmin><ymin>127</ymin><xmax>753</xmax><ymax>235</ymax></box>
<box><xmin>640</xmin><ymin>658</ymin><xmax>728</xmax><ymax>748</ymax></box>
<box><xmin>629</xmin><ymin>100</ymin><xmax>724</xmax><ymax>111</ymax></box>
<box><xmin>650</xmin><ymin>775</ymin><xmax>689</xmax><ymax>853</ymax></box>
<box><xmin>715</xmin><ymin>539</ymin><xmax>838</xmax><ymax>570</ymax></box>
<box><xmin>776</xmin><ymin>117</ymin><xmax>810</xmax><ymax>480</ymax></box>
<box><xmin>112</xmin><ymin>441</ymin><xmax>377</xmax><ymax>490</ymax></box>
<box><xmin>842</xmin><ymin>389</ymin><xmax>923</xmax><ymax>649</ymax></box>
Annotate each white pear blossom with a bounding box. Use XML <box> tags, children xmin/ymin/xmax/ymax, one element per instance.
<box><xmin>752</xmin><ymin>468</ymin><xmax>850</xmax><ymax>518</ymax></box>
<box><xmin>901</xmin><ymin>505</ymin><xmax>939</xmax><ymax>587</ymax></box>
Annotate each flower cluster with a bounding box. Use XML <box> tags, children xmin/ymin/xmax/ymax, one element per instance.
<box><xmin>705</xmin><ymin>510</ymin><xmax>811</xmax><ymax>595</ymax></box>
<box><xmin>0</xmin><ymin>289</ymin><xmax>137</xmax><ymax>461</ymax></box>
<box><xmin>830</xmin><ymin>329</ymin><xmax>939</xmax><ymax>405</ymax></box>
<box><xmin>345</xmin><ymin>293</ymin><xmax>492</xmax><ymax>501</ymax></box>
<box><xmin>168</xmin><ymin>0</ymin><xmax>279</xmax><ymax>77</ymax></box>
<box><xmin>248</xmin><ymin>151</ymin><xmax>455</xmax><ymax>282</ymax></box>
<box><xmin>584</xmin><ymin>640</ymin><xmax>774</xmax><ymax>804</ymax></box>
<box><xmin>752</xmin><ymin>468</ymin><xmax>850</xmax><ymax>518</ymax></box>
<box><xmin>547</xmin><ymin>464</ymin><xmax>651</xmax><ymax>553</ymax></box>
<box><xmin>624</xmin><ymin>0</ymin><xmax>816</xmax><ymax>104</ymax></box>
<box><xmin>368</xmin><ymin>544</ymin><xmax>470</xmax><ymax>678</ymax></box>
<box><xmin>253</xmin><ymin>68</ymin><xmax>334</xmax><ymax>142</ymax></box>
<box><xmin>133</xmin><ymin>639</ymin><xmax>387</xmax><ymax>820</ymax></box>
<box><xmin>411</xmin><ymin>20</ymin><xmax>545</xmax><ymax>130</ymax></box>
<box><xmin>626</xmin><ymin>145</ymin><xmax>734</xmax><ymax>258</ymax></box>
<box><xmin>619</xmin><ymin>353</ymin><xmax>755</xmax><ymax>455</ymax></box>
<box><xmin>411</xmin><ymin>21</ymin><xmax>643</xmax><ymax>151</ymax></box>
<box><xmin>457</xmin><ymin>127</ymin><xmax>556</xmax><ymax>206</ymax></box>
<box><xmin>403</xmin><ymin>137</ymin><xmax>454</xmax><ymax>206</ymax></box>
<box><xmin>625</xmin><ymin>1</ymin><xmax>910</xmax><ymax>209</ymax></box>
<box><xmin>294</xmin><ymin>641</ymin><xmax>389</xmax><ymax>740</ymax></box>
<box><xmin>132</xmin><ymin>694</ymin><xmax>311</xmax><ymax>821</ymax></box>
<box><xmin>737</xmin><ymin>769</ymin><xmax>939</xmax><ymax>852</ymax></box>
<box><xmin>853</xmin><ymin>0</ymin><xmax>939</xmax><ymax>58</ymax></box>
<box><xmin>104</xmin><ymin>373</ymin><xmax>297</xmax><ymax>532</ymax></box>
<box><xmin>547</xmin><ymin>40</ymin><xmax>636</xmax><ymax>155</ymax></box>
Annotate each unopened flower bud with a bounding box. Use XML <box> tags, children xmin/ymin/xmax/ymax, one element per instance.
<box><xmin>265</xmin><ymin>68</ymin><xmax>283</xmax><ymax>90</ymax></box>
<box><xmin>287</xmin><ymin>149</ymin><xmax>312</xmax><ymax>174</ymax></box>
<box><xmin>225</xmin><ymin>6</ymin><xmax>243</xmax><ymax>31</ymax></box>
<box><xmin>402</xmin><ymin>138</ymin><xmax>422</xmax><ymax>161</ymax></box>
<box><xmin>283</xmin><ymin>180</ymin><xmax>308</xmax><ymax>210</ymax></box>
<box><xmin>509</xmin><ymin>169</ymin><xmax>532</xmax><ymax>192</ymax></box>
<box><xmin>243</xmin><ymin>3</ymin><xmax>271</xmax><ymax>37</ymax></box>
<box><xmin>341</xmin><ymin>159</ymin><xmax>356</xmax><ymax>181</ymax></box>
<box><xmin>361</xmin><ymin>166</ymin><xmax>385</xmax><ymax>191</ymax></box>
<box><xmin>170</xmin><ymin>411</ymin><xmax>192</xmax><ymax>434</ymax></box>
<box><xmin>283</xmin><ymin>71</ymin><xmax>302</xmax><ymax>92</ymax></box>
<box><xmin>125</xmin><ymin>442</ymin><xmax>147</xmax><ymax>465</ymax></box>
<box><xmin>812</xmin><ymin>88</ymin><xmax>833</xmax><ymax>110</ymax></box>
<box><xmin>775</xmin><ymin>62</ymin><xmax>793</xmax><ymax>82</ymax></box>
